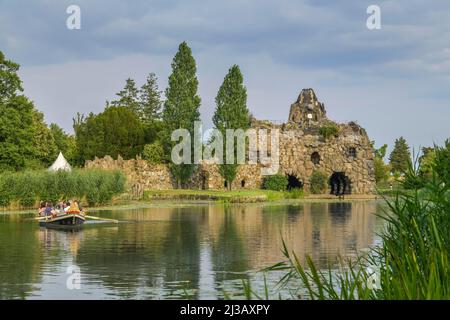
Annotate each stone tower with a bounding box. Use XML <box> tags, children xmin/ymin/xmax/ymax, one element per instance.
<box><xmin>288</xmin><ymin>88</ymin><xmax>327</xmax><ymax>125</ymax></box>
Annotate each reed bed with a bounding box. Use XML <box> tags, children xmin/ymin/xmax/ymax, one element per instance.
<box><xmin>0</xmin><ymin>169</ymin><xmax>126</xmax><ymax>208</ymax></box>
<box><xmin>247</xmin><ymin>152</ymin><xmax>449</xmax><ymax>300</ymax></box>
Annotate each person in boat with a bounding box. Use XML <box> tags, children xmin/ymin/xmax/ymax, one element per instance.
<box><xmin>55</xmin><ymin>201</ymin><xmax>65</xmax><ymax>213</ymax></box>
<box><xmin>38</xmin><ymin>201</ymin><xmax>46</xmax><ymax>217</ymax></box>
<box><xmin>44</xmin><ymin>202</ymin><xmax>57</xmax><ymax>217</ymax></box>
<box><xmin>64</xmin><ymin>201</ymin><xmax>71</xmax><ymax>213</ymax></box>
<box><xmin>66</xmin><ymin>200</ymin><xmax>81</xmax><ymax>214</ymax></box>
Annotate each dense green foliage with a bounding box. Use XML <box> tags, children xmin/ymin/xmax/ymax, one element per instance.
<box><xmin>213</xmin><ymin>65</ymin><xmax>250</xmax><ymax>189</ymax></box>
<box><xmin>140</xmin><ymin>73</ymin><xmax>163</xmax><ymax>123</ymax></box>
<box><xmin>162</xmin><ymin>42</ymin><xmax>201</xmax><ymax>187</ymax></box>
<box><xmin>389</xmin><ymin>136</ymin><xmax>411</xmax><ymax>174</ymax></box>
<box><xmin>372</xmin><ymin>142</ymin><xmax>391</xmax><ymax>184</ymax></box>
<box><xmin>110</xmin><ymin>78</ymin><xmax>141</xmax><ymax>117</ymax></box>
<box><xmin>0</xmin><ymin>51</ymin><xmax>22</xmax><ymax>103</ymax></box>
<box><xmin>262</xmin><ymin>174</ymin><xmax>288</xmax><ymax>191</ymax></box>
<box><xmin>142</xmin><ymin>142</ymin><xmax>165</xmax><ymax>164</ymax></box>
<box><xmin>0</xmin><ymin>51</ymin><xmax>58</xmax><ymax>170</ymax></box>
<box><xmin>110</xmin><ymin>74</ymin><xmax>162</xmax><ymax>124</ymax></box>
<box><xmin>0</xmin><ymin>169</ymin><xmax>126</xmax><ymax>207</ymax></box>
<box><xmin>309</xmin><ymin>170</ymin><xmax>328</xmax><ymax>194</ymax></box>
<box><xmin>319</xmin><ymin>122</ymin><xmax>339</xmax><ymax>140</ymax></box>
<box><xmin>74</xmin><ymin>106</ymin><xmax>145</xmax><ymax>163</ymax></box>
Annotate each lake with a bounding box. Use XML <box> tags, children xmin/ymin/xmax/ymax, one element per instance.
<box><xmin>0</xmin><ymin>201</ymin><xmax>385</xmax><ymax>299</ymax></box>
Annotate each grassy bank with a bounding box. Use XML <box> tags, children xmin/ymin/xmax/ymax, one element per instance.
<box><xmin>143</xmin><ymin>188</ymin><xmax>305</xmax><ymax>203</ymax></box>
<box><xmin>143</xmin><ymin>188</ymin><xmax>380</xmax><ymax>203</ymax></box>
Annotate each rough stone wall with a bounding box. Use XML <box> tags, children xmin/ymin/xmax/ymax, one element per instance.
<box><xmin>85</xmin><ymin>155</ymin><xmax>175</xmax><ymax>190</ymax></box>
<box><xmin>84</xmin><ymin>89</ymin><xmax>376</xmax><ymax>195</ymax></box>
<box><xmin>276</xmin><ymin>124</ymin><xmax>375</xmax><ymax>194</ymax></box>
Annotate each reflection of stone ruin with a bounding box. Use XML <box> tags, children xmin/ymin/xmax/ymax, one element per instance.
<box><xmin>86</xmin><ymin>88</ymin><xmax>376</xmax><ymax>195</ymax></box>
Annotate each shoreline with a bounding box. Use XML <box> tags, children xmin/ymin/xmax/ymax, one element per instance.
<box><xmin>0</xmin><ymin>190</ymin><xmax>383</xmax><ymax>215</ymax></box>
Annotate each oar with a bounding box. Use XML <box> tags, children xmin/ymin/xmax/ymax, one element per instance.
<box><xmin>85</xmin><ymin>215</ymin><xmax>119</xmax><ymax>224</ymax></box>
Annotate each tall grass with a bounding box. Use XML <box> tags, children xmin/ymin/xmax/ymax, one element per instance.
<box><xmin>0</xmin><ymin>169</ymin><xmax>126</xmax><ymax>208</ymax></box>
<box><xmin>252</xmin><ymin>152</ymin><xmax>449</xmax><ymax>300</ymax></box>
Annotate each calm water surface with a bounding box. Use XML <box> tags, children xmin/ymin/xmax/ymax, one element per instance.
<box><xmin>0</xmin><ymin>201</ymin><xmax>385</xmax><ymax>299</ymax></box>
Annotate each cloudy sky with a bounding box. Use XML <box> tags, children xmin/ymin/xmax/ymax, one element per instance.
<box><xmin>1</xmin><ymin>0</ymin><xmax>449</xmax><ymax>153</ymax></box>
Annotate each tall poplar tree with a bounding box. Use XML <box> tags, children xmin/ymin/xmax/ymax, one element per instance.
<box><xmin>212</xmin><ymin>65</ymin><xmax>250</xmax><ymax>189</ymax></box>
<box><xmin>162</xmin><ymin>42</ymin><xmax>201</xmax><ymax>188</ymax></box>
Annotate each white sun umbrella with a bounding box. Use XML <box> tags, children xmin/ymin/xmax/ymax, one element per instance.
<box><xmin>48</xmin><ymin>152</ymin><xmax>72</xmax><ymax>172</ymax></box>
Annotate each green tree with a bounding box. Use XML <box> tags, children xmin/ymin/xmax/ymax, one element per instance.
<box><xmin>111</xmin><ymin>78</ymin><xmax>141</xmax><ymax>117</ymax></box>
<box><xmin>0</xmin><ymin>51</ymin><xmax>23</xmax><ymax>103</ymax></box>
<box><xmin>212</xmin><ymin>65</ymin><xmax>250</xmax><ymax>189</ymax></box>
<box><xmin>0</xmin><ymin>52</ymin><xmax>57</xmax><ymax>170</ymax></box>
<box><xmin>139</xmin><ymin>73</ymin><xmax>162</xmax><ymax>122</ymax></box>
<box><xmin>371</xmin><ymin>142</ymin><xmax>391</xmax><ymax>184</ymax></box>
<box><xmin>74</xmin><ymin>106</ymin><xmax>145</xmax><ymax>163</ymax></box>
<box><xmin>162</xmin><ymin>42</ymin><xmax>201</xmax><ymax>188</ymax></box>
<box><xmin>433</xmin><ymin>139</ymin><xmax>450</xmax><ymax>184</ymax></box>
<box><xmin>389</xmin><ymin>137</ymin><xmax>411</xmax><ymax>175</ymax></box>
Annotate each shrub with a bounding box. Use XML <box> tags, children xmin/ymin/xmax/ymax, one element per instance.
<box><xmin>319</xmin><ymin>122</ymin><xmax>339</xmax><ymax>140</ymax></box>
<box><xmin>142</xmin><ymin>142</ymin><xmax>165</xmax><ymax>164</ymax></box>
<box><xmin>309</xmin><ymin>170</ymin><xmax>328</xmax><ymax>194</ymax></box>
<box><xmin>262</xmin><ymin>174</ymin><xmax>288</xmax><ymax>191</ymax></box>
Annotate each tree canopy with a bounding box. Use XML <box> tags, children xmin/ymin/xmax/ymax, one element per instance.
<box><xmin>212</xmin><ymin>65</ymin><xmax>250</xmax><ymax>189</ymax></box>
<box><xmin>389</xmin><ymin>136</ymin><xmax>411</xmax><ymax>175</ymax></box>
<box><xmin>162</xmin><ymin>42</ymin><xmax>201</xmax><ymax>187</ymax></box>
<box><xmin>0</xmin><ymin>51</ymin><xmax>57</xmax><ymax>171</ymax></box>
<box><xmin>74</xmin><ymin>106</ymin><xmax>145</xmax><ymax>163</ymax></box>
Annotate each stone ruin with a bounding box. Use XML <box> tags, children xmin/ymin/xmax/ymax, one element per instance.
<box><xmin>85</xmin><ymin>89</ymin><xmax>376</xmax><ymax>195</ymax></box>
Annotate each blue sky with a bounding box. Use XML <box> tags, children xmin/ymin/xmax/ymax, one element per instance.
<box><xmin>0</xmin><ymin>0</ymin><xmax>449</xmax><ymax>154</ymax></box>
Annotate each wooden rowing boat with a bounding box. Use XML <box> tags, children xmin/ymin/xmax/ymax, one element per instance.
<box><xmin>39</xmin><ymin>212</ymin><xmax>86</xmax><ymax>229</ymax></box>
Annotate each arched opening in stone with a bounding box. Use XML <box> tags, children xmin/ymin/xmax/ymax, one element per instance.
<box><xmin>347</xmin><ymin>147</ymin><xmax>357</xmax><ymax>158</ymax></box>
<box><xmin>287</xmin><ymin>174</ymin><xmax>303</xmax><ymax>190</ymax></box>
<box><xmin>241</xmin><ymin>180</ymin><xmax>246</xmax><ymax>188</ymax></box>
<box><xmin>311</xmin><ymin>152</ymin><xmax>321</xmax><ymax>165</ymax></box>
<box><xmin>224</xmin><ymin>180</ymin><xmax>228</xmax><ymax>189</ymax></box>
<box><xmin>329</xmin><ymin>172</ymin><xmax>352</xmax><ymax>195</ymax></box>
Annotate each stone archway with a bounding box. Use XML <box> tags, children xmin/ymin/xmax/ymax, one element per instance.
<box><xmin>287</xmin><ymin>174</ymin><xmax>303</xmax><ymax>190</ymax></box>
<box><xmin>329</xmin><ymin>172</ymin><xmax>352</xmax><ymax>195</ymax></box>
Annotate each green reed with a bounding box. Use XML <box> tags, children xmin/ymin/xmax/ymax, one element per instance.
<box><xmin>0</xmin><ymin>169</ymin><xmax>126</xmax><ymax>208</ymax></box>
<box><xmin>250</xmin><ymin>150</ymin><xmax>449</xmax><ymax>300</ymax></box>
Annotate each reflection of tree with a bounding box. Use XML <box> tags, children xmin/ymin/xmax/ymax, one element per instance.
<box><xmin>211</xmin><ymin>207</ymin><xmax>249</xmax><ymax>286</ymax></box>
<box><xmin>0</xmin><ymin>222</ymin><xmax>42</xmax><ymax>299</ymax></box>
<box><xmin>160</xmin><ymin>208</ymin><xmax>202</xmax><ymax>298</ymax></box>
<box><xmin>75</xmin><ymin>223</ymin><xmax>163</xmax><ymax>299</ymax></box>
<box><xmin>74</xmin><ymin>207</ymin><xmax>203</xmax><ymax>299</ymax></box>
<box><xmin>328</xmin><ymin>202</ymin><xmax>352</xmax><ymax>225</ymax></box>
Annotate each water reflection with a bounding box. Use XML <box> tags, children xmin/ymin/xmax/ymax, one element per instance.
<box><xmin>0</xmin><ymin>201</ymin><xmax>385</xmax><ymax>299</ymax></box>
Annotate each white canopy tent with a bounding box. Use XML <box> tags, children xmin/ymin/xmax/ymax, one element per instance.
<box><xmin>48</xmin><ymin>152</ymin><xmax>72</xmax><ymax>172</ymax></box>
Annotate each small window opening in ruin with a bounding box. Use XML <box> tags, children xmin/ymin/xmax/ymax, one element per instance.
<box><xmin>241</xmin><ymin>180</ymin><xmax>246</xmax><ymax>188</ymax></box>
<box><xmin>224</xmin><ymin>180</ymin><xmax>228</xmax><ymax>188</ymax></box>
<box><xmin>311</xmin><ymin>152</ymin><xmax>321</xmax><ymax>165</ymax></box>
<box><xmin>348</xmin><ymin>147</ymin><xmax>357</xmax><ymax>158</ymax></box>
